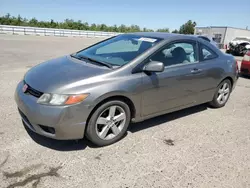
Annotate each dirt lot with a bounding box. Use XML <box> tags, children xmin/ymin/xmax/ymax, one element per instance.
<box><xmin>0</xmin><ymin>35</ymin><xmax>249</xmax><ymax>188</ymax></box>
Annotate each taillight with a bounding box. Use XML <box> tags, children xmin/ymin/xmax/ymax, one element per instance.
<box><xmin>243</xmin><ymin>52</ymin><xmax>250</xmax><ymax>62</ymax></box>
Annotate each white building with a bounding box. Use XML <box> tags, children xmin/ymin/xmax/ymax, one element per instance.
<box><xmin>195</xmin><ymin>26</ymin><xmax>250</xmax><ymax>48</ymax></box>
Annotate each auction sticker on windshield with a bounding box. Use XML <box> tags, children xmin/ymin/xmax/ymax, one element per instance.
<box><xmin>138</xmin><ymin>37</ymin><xmax>157</xmax><ymax>43</ymax></box>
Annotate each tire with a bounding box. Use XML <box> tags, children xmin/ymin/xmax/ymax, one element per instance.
<box><xmin>85</xmin><ymin>100</ymin><xmax>131</xmax><ymax>146</ymax></box>
<box><xmin>209</xmin><ymin>79</ymin><xmax>232</xmax><ymax>108</ymax></box>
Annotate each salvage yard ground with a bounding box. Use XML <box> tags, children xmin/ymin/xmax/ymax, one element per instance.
<box><xmin>0</xmin><ymin>35</ymin><xmax>249</xmax><ymax>188</ymax></box>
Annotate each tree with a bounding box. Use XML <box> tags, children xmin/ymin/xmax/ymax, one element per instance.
<box><xmin>100</xmin><ymin>24</ymin><xmax>108</xmax><ymax>31</ymax></box>
<box><xmin>83</xmin><ymin>22</ymin><xmax>89</xmax><ymax>30</ymax></box>
<box><xmin>17</xmin><ymin>15</ymin><xmax>23</xmax><ymax>25</ymax></box>
<box><xmin>0</xmin><ymin>13</ymin><xmax>167</xmax><ymax>33</ymax></box>
<box><xmin>112</xmin><ymin>24</ymin><xmax>118</xmax><ymax>32</ymax></box>
<box><xmin>156</xmin><ymin>28</ymin><xmax>169</xmax><ymax>33</ymax></box>
<box><xmin>179</xmin><ymin>20</ymin><xmax>196</xmax><ymax>34</ymax></box>
<box><xmin>50</xmin><ymin>19</ymin><xmax>58</xmax><ymax>28</ymax></box>
<box><xmin>118</xmin><ymin>24</ymin><xmax>127</xmax><ymax>32</ymax></box>
<box><xmin>0</xmin><ymin>13</ymin><xmax>9</xmax><ymax>25</ymax></box>
<box><xmin>172</xmin><ymin>29</ymin><xmax>179</xmax><ymax>33</ymax></box>
<box><xmin>29</xmin><ymin>18</ymin><xmax>38</xmax><ymax>27</ymax></box>
<box><xmin>90</xmin><ymin>24</ymin><xmax>97</xmax><ymax>31</ymax></box>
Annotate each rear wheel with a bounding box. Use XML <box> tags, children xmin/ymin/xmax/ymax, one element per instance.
<box><xmin>85</xmin><ymin>100</ymin><xmax>131</xmax><ymax>146</ymax></box>
<box><xmin>209</xmin><ymin>79</ymin><xmax>232</xmax><ymax>108</ymax></box>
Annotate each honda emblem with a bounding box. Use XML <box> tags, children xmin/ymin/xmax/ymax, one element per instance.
<box><xmin>22</xmin><ymin>84</ymin><xmax>28</xmax><ymax>93</ymax></box>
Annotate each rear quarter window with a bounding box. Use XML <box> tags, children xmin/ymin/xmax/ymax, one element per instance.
<box><xmin>200</xmin><ymin>44</ymin><xmax>218</xmax><ymax>61</ymax></box>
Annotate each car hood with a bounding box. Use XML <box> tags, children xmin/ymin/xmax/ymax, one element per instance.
<box><xmin>24</xmin><ymin>55</ymin><xmax>112</xmax><ymax>93</ymax></box>
<box><xmin>231</xmin><ymin>40</ymin><xmax>250</xmax><ymax>46</ymax></box>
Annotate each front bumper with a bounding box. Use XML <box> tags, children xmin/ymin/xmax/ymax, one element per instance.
<box><xmin>15</xmin><ymin>81</ymin><xmax>92</xmax><ymax>140</ymax></box>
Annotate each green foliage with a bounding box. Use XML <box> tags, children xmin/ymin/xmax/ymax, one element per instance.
<box><xmin>0</xmin><ymin>14</ymin><xmax>197</xmax><ymax>35</ymax></box>
<box><xmin>0</xmin><ymin>13</ymin><xmax>155</xmax><ymax>33</ymax></box>
<box><xmin>156</xmin><ymin>28</ymin><xmax>169</xmax><ymax>33</ymax></box>
<box><xmin>142</xmin><ymin>27</ymin><xmax>154</xmax><ymax>32</ymax></box>
<box><xmin>179</xmin><ymin>20</ymin><xmax>196</xmax><ymax>34</ymax></box>
<box><xmin>172</xmin><ymin>29</ymin><xmax>179</xmax><ymax>33</ymax></box>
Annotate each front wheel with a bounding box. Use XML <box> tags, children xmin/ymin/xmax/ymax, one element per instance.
<box><xmin>85</xmin><ymin>100</ymin><xmax>131</xmax><ymax>146</ymax></box>
<box><xmin>209</xmin><ymin>79</ymin><xmax>232</xmax><ymax>108</ymax></box>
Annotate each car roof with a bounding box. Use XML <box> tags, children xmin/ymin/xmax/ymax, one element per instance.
<box><xmin>195</xmin><ymin>35</ymin><xmax>209</xmax><ymax>38</ymax></box>
<box><xmin>130</xmin><ymin>32</ymin><xmax>197</xmax><ymax>40</ymax></box>
<box><xmin>129</xmin><ymin>32</ymin><xmax>222</xmax><ymax>54</ymax></box>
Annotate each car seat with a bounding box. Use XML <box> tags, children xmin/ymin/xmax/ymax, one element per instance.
<box><xmin>171</xmin><ymin>47</ymin><xmax>189</xmax><ymax>65</ymax></box>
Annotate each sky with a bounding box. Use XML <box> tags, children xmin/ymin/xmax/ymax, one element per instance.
<box><xmin>0</xmin><ymin>0</ymin><xmax>249</xmax><ymax>31</ymax></box>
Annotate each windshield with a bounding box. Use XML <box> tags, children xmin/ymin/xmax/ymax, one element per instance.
<box><xmin>74</xmin><ymin>34</ymin><xmax>162</xmax><ymax>67</ymax></box>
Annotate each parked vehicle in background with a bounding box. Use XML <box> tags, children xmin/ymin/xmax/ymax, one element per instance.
<box><xmin>240</xmin><ymin>51</ymin><xmax>250</xmax><ymax>76</ymax></box>
<box><xmin>15</xmin><ymin>32</ymin><xmax>238</xmax><ymax>146</ymax></box>
<box><xmin>196</xmin><ymin>35</ymin><xmax>219</xmax><ymax>48</ymax></box>
<box><xmin>226</xmin><ymin>37</ymin><xmax>250</xmax><ymax>56</ymax></box>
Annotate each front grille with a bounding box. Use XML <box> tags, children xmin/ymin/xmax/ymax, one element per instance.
<box><xmin>23</xmin><ymin>81</ymin><xmax>43</xmax><ymax>98</ymax></box>
<box><xmin>26</xmin><ymin>87</ymin><xmax>43</xmax><ymax>98</ymax></box>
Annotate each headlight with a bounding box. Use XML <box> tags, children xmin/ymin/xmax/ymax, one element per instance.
<box><xmin>37</xmin><ymin>93</ymin><xmax>89</xmax><ymax>105</ymax></box>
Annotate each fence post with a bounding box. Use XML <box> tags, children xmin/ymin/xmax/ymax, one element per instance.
<box><xmin>12</xmin><ymin>27</ymin><xmax>14</xmax><ymax>34</ymax></box>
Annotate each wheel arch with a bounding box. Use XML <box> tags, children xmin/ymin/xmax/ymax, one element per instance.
<box><xmin>219</xmin><ymin>76</ymin><xmax>233</xmax><ymax>88</ymax></box>
<box><xmin>85</xmin><ymin>94</ymin><xmax>136</xmax><ymax>133</ymax></box>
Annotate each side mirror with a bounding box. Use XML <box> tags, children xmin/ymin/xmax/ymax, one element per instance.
<box><xmin>143</xmin><ymin>61</ymin><xmax>164</xmax><ymax>72</ymax></box>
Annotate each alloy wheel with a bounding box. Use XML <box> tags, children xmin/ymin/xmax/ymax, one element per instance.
<box><xmin>217</xmin><ymin>82</ymin><xmax>230</xmax><ymax>104</ymax></box>
<box><xmin>95</xmin><ymin>105</ymin><xmax>126</xmax><ymax>140</ymax></box>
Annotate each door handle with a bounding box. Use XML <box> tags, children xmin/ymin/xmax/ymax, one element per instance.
<box><xmin>191</xmin><ymin>68</ymin><xmax>202</xmax><ymax>74</ymax></box>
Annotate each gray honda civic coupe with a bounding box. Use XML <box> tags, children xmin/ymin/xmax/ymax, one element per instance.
<box><xmin>15</xmin><ymin>32</ymin><xmax>238</xmax><ymax>146</ymax></box>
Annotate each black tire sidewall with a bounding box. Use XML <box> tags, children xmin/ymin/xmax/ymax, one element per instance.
<box><xmin>211</xmin><ymin>79</ymin><xmax>232</xmax><ymax>108</ymax></box>
<box><xmin>86</xmin><ymin>100</ymin><xmax>131</xmax><ymax>146</ymax></box>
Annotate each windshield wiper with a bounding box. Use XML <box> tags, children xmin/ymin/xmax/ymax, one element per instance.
<box><xmin>71</xmin><ymin>54</ymin><xmax>113</xmax><ymax>69</ymax></box>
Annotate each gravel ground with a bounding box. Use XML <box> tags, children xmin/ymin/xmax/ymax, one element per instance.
<box><xmin>0</xmin><ymin>35</ymin><xmax>249</xmax><ymax>188</ymax></box>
